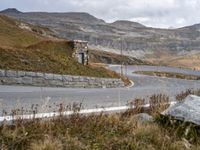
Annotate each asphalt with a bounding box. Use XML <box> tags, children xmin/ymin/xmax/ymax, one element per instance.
<box><xmin>0</xmin><ymin>65</ymin><xmax>200</xmax><ymax>114</ymax></box>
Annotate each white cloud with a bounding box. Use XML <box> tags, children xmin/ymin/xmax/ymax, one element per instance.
<box><xmin>1</xmin><ymin>0</ymin><xmax>200</xmax><ymax>28</ymax></box>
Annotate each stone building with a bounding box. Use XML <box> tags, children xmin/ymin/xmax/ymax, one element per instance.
<box><xmin>72</xmin><ymin>40</ymin><xmax>88</xmax><ymax>65</ymax></box>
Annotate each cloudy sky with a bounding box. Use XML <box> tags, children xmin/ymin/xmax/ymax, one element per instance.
<box><xmin>1</xmin><ymin>0</ymin><xmax>200</xmax><ymax>28</ymax></box>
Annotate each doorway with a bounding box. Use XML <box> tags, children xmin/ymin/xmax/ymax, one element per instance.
<box><xmin>78</xmin><ymin>53</ymin><xmax>85</xmax><ymax>64</ymax></box>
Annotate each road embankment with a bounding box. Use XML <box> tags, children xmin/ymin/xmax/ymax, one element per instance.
<box><xmin>0</xmin><ymin>69</ymin><xmax>124</xmax><ymax>88</ymax></box>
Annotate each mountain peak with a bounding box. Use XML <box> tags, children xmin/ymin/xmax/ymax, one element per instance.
<box><xmin>0</xmin><ymin>8</ymin><xmax>21</xmax><ymax>14</ymax></box>
<box><xmin>110</xmin><ymin>20</ymin><xmax>145</xmax><ymax>28</ymax></box>
<box><xmin>63</xmin><ymin>12</ymin><xmax>105</xmax><ymax>24</ymax></box>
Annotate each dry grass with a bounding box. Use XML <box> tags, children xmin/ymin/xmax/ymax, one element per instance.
<box><xmin>146</xmin><ymin>53</ymin><xmax>200</xmax><ymax>70</ymax></box>
<box><xmin>0</xmin><ymin>113</ymin><xmax>199</xmax><ymax>150</ymax></box>
<box><xmin>176</xmin><ymin>89</ymin><xmax>200</xmax><ymax>102</ymax></box>
<box><xmin>1</xmin><ymin>92</ymin><xmax>200</xmax><ymax>149</ymax></box>
<box><xmin>135</xmin><ymin>71</ymin><xmax>200</xmax><ymax>80</ymax></box>
<box><xmin>0</xmin><ymin>15</ymin><xmax>123</xmax><ymax>78</ymax></box>
<box><xmin>0</xmin><ymin>15</ymin><xmax>43</xmax><ymax>49</ymax></box>
<box><xmin>89</xmin><ymin>49</ymin><xmax>150</xmax><ymax>65</ymax></box>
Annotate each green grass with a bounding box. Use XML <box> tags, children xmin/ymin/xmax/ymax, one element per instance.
<box><xmin>134</xmin><ymin>71</ymin><xmax>200</xmax><ymax>80</ymax></box>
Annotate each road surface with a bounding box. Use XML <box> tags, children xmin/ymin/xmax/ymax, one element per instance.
<box><xmin>0</xmin><ymin>65</ymin><xmax>200</xmax><ymax>114</ymax></box>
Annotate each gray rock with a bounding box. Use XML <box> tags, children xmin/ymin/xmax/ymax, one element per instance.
<box><xmin>48</xmin><ymin>80</ymin><xmax>63</xmax><ymax>86</ymax></box>
<box><xmin>25</xmin><ymin>71</ymin><xmax>36</xmax><ymax>77</ymax></box>
<box><xmin>162</xmin><ymin>95</ymin><xmax>200</xmax><ymax>125</ymax></box>
<box><xmin>21</xmin><ymin>77</ymin><xmax>33</xmax><ymax>85</ymax></box>
<box><xmin>32</xmin><ymin>78</ymin><xmax>45</xmax><ymax>86</ymax></box>
<box><xmin>44</xmin><ymin>73</ymin><xmax>54</xmax><ymax>80</ymax></box>
<box><xmin>0</xmin><ymin>70</ymin><xmax>5</xmax><ymax>77</ymax></box>
<box><xmin>72</xmin><ymin>76</ymin><xmax>80</xmax><ymax>82</ymax></box>
<box><xmin>6</xmin><ymin>70</ymin><xmax>17</xmax><ymax>77</ymax></box>
<box><xmin>53</xmin><ymin>74</ymin><xmax>63</xmax><ymax>80</ymax></box>
<box><xmin>133</xmin><ymin>113</ymin><xmax>153</xmax><ymax>123</ymax></box>
<box><xmin>79</xmin><ymin>77</ymin><xmax>87</xmax><ymax>82</ymax></box>
<box><xmin>1</xmin><ymin>77</ymin><xmax>22</xmax><ymax>85</ymax></box>
<box><xmin>36</xmin><ymin>72</ymin><xmax>44</xmax><ymax>78</ymax></box>
<box><xmin>62</xmin><ymin>75</ymin><xmax>73</xmax><ymax>82</ymax></box>
<box><xmin>17</xmin><ymin>71</ymin><xmax>26</xmax><ymax>77</ymax></box>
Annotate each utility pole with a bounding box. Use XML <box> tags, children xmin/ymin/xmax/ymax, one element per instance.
<box><xmin>120</xmin><ymin>37</ymin><xmax>123</xmax><ymax>77</ymax></box>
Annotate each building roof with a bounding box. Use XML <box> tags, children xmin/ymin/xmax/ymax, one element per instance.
<box><xmin>73</xmin><ymin>40</ymin><xmax>88</xmax><ymax>43</ymax></box>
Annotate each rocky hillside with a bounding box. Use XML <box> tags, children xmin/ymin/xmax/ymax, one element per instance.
<box><xmin>1</xmin><ymin>8</ymin><xmax>200</xmax><ymax>59</ymax></box>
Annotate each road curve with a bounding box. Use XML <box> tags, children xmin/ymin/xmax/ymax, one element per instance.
<box><xmin>0</xmin><ymin>65</ymin><xmax>200</xmax><ymax>114</ymax></box>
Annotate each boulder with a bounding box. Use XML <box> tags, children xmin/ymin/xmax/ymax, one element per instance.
<box><xmin>162</xmin><ymin>95</ymin><xmax>200</xmax><ymax>125</ymax></box>
<box><xmin>133</xmin><ymin>113</ymin><xmax>153</xmax><ymax>123</ymax></box>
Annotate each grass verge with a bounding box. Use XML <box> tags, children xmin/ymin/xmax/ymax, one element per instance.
<box><xmin>134</xmin><ymin>71</ymin><xmax>200</xmax><ymax>80</ymax></box>
<box><xmin>1</xmin><ymin>91</ymin><xmax>200</xmax><ymax>149</ymax></box>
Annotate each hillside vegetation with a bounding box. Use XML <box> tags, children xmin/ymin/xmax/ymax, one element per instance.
<box><xmin>146</xmin><ymin>53</ymin><xmax>200</xmax><ymax>70</ymax></box>
<box><xmin>135</xmin><ymin>71</ymin><xmax>200</xmax><ymax>80</ymax></box>
<box><xmin>0</xmin><ymin>15</ymin><xmax>120</xmax><ymax>78</ymax></box>
<box><xmin>89</xmin><ymin>49</ymin><xmax>150</xmax><ymax>65</ymax></box>
<box><xmin>0</xmin><ymin>15</ymin><xmax>42</xmax><ymax>48</ymax></box>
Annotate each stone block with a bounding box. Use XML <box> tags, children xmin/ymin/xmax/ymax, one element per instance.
<box><xmin>79</xmin><ymin>77</ymin><xmax>87</xmax><ymax>82</ymax></box>
<box><xmin>44</xmin><ymin>73</ymin><xmax>54</xmax><ymax>80</ymax></box>
<box><xmin>17</xmin><ymin>71</ymin><xmax>26</xmax><ymax>77</ymax></box>
<box><xmin>36</xmin><ymin>72</ymin><xmax>44</xmax><ymax>78</ymax></box>
<box><xmin>6</xmin><ymin>70</ymin><xmax>17</xmax><ymax>77</ymax></box>
<box><xmin>25</xmin><ymin>71</ymin><xmax>36</xmax><ymax>77</ymax></box>
<box><xmin>63</xmin><ymin>75</ymin><xmax>73</xmax><ymax>82</ymax></box>
<box><xmin>72</xmin><ymin>76</ymin><xmax>80</xmax><ymax>82</ymax></box>
<box><xmin>1</xmin><ymin>77</ymin><xmax>22</xmax><ymax>85</ymax></box>
<box><xmin>0</xmin><ymin>70</ymin><xmax>5</xmax><ymax>77</ymax></box>
<box><xmin>32</xmin><ymin>77</ymin><xmax>45</xmax><ymax>86</ymax></box>
<box><xmin>53</xmin><ymin>74</ymin><xmax>63</xmax><ymax>80</ymax></box>
<box><xmin>48</xmin><ymin>80</ymin><xmax>63</xmax><ymax>87</ymax></box>
<box><xmin>21</xmin><ymin>77</ymin><xmax>33</xmax><ymax>85</ymax></box>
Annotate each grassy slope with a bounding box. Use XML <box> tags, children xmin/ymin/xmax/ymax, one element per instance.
<box><xmin>146</xmin><ymin>53</ymin><xmax>200</xmax><ymax>70</ymax></box>
<box><xmin>135</xmin><ymin>71</ymin><xmax>200</xmax><ymax>80</ymax></box>
<box><xmin>0</xmin><ymin>15</ymin><xmax>42</xmax><ymax>48</ymax></box>
<box><xmin>0</xmin><ymin>15</ymin><xmax>120</xmax><ymax>78</ymax></box>
<box><xmin>89</xmin><ymin>49</ymin><xmax>150</xmax><ymax>65</ymax></box>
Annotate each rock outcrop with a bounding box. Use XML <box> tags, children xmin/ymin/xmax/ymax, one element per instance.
<box><xmin>132</xmin><ymin>113</ymin><xmax>153</xmax><ymax>123</ymax></box>
<box><xmin>162</xmin><ymin>95</ymin><xmax>200</xmax><ymax>125</ymax></box>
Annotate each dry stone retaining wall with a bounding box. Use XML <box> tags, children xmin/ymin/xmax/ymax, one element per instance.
<box><xmin>0</xmin><ymin>70</ymin><xmax>124</xmax><ymax>88</ymax></box>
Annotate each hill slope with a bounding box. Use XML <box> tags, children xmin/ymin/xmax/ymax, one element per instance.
<box><xmin>0</xmin><ymin>15</ymin><xmax>121</xmax><ymax>78</ymax></box>
<box><xmin>1</xmin><ymin>8</ymin><xmax>200</xmax><ymax>60</ymax></box>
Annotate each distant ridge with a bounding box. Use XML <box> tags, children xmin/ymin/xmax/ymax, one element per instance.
<box><xmin>0</xmin><ymin>8</ymin><xmax>21</xmax><ymax>14</ymax></box>
<box><xmin>110</xmin><ymin>20</ymin><xmax>145</xmax><ymax>28</ymax></box>
<box><xmin>1</xmin><ymin>8</ymin><xmax>200</xmax><ymax>60</ymax></box>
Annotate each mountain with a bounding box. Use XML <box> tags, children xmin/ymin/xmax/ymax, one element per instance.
<box><xmin>0</xmin><ymin>8</ymin><xmax>21</xmax><ymax>14</ymax></box>
<box><xmin>1</xmin><ymin>8</ymin><xmax>200</xmax><ymax>59</ymax></box>
<box><xmin>110</xmin><ymin>20</ymin><xmax>145</xmax><ymax>29</ymax></box>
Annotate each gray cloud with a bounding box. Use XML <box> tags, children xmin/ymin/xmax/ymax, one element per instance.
<box><xmin>1</xmin><ymin>0</ymin><xmax>200</xmax><ymax>28</ymax></box>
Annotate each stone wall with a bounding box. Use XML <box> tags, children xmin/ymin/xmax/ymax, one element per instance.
<box><xmin>72</xmin><ymin>40</ymin><xmax>88</xmax><ymax>65</ymax></box>
<box><xmin>0</xmin><ymin>70</ymin><xmax>124</xmax><ymax>88</ymax></box>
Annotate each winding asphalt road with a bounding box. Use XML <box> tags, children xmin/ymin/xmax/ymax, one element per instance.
<box><xmin>0</xmin><ymin>65</ymin><xmax>200</xmax><ymax>114</ymax></box>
